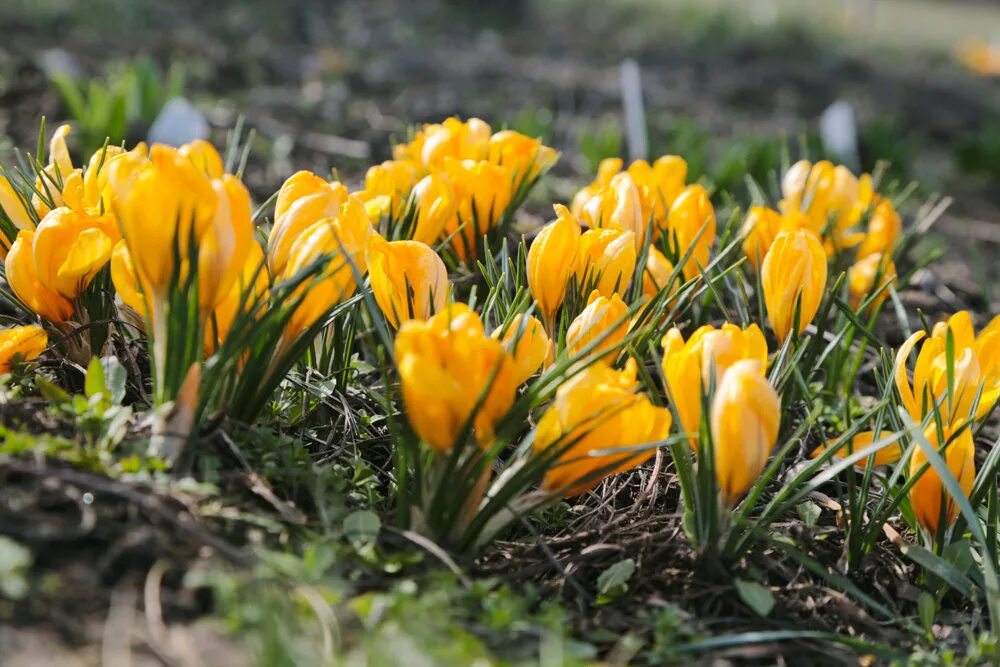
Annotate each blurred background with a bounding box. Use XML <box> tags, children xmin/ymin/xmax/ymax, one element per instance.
<box><xmin>0</xmin><ymin>0</ymin><xmax>998</xmax><ymax>298</ymax></box>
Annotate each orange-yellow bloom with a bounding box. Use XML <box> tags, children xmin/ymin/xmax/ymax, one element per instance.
<box><xmin>848</xmin><ymin>253</ymin><xmax>897</xmax><ymax>311</ymax></box>
<box><xmin>909</xmin><ymin>424</ymin><xmax>975</xmax><ymax>536</ymax></box>
<box><xmin>395</xmin><ymin>304</ymin><xmax>516</xmax><ymax>452</ymax></box>
<box><xmin>811</xmin><ymin>430</ymin><xmax>905</xmax><ymax>468</ymax></box>
<box><xmin>527</xmin><ymin>204</ymin><xmax>581</xmax><ymax>328</ymax></box>
<box><xmin>565</xmin><ymin>291</ymin><xmax>628</xmax><ymax>361</ymax></box>
<box><xmin>894</xmin><ymin>311</ymin><xmax>1000</xmax><ymax>424</ymax></box>
<box><xmin>5</xmin><ymin>230</ymin><xmax>73</xmax><ymax>323</ymax></box>
<box><xmin>367</xmin><ymin>234</ymin><xmax>449</xmax><ymax>329</ymax></box>
<box><xmin>30</xmin><ymin>207</ymin><xmax>117</xmax><ymax>299</ymax></box>
<box><xmin>356</xmin><ymin>160</ymin><xmax>420</xmax><ymax>221</ymax></box>
<box><xmin>0</xmin><ymin>325</ymin><xmax>47</xmax><ymax>373</ymax></box>
<box><xmin>209</xmin><ymin>241</ymin><xmax>270</xmax><ymax>348</ymax></box>
<box><xmin>856</xmin><ymin>199</ymin><xmax>901</xmax><ymax>259</ymax></box>
<box><xmin>740</xmin><ymin>206</ymin><xmax>782</xmax><ymax>271</ymax></box>
<box><xmin>642</xmin><ymin>246</ymin><xmax>675</xmax><ymax>299</ymax></box>
<box><xmin>487</xmin><ymin>130</ymin><xmax>558</xmax><ymax>191</ymax></box>
<box><xmin>579</xmin><ymin>172</ymin><xmax>646</xmax><ymax>250</ymax></box>
<box><xmin>761</xmin><ymin>229</ymin><xmax>827</xmax><ymax>342</ymax></box>
<box><xmin>661</xmin><ymin>323</ymin><xmax>768</xmax><ymax>449</ymax></box>
<box><xmin>280</xmin><ymin>197</ymin><xmax>372</xmax><ymax>337</ymax></box>
<box><xmin>570</xmin><ymin>158</ymin><xmax>622</xmax><ymax>219</ymax></box>
<box><xmin>395</xmin><ymin>117</ymin><xmax>492</xmax><ymax>170</ymax></box>
<box><xmin>442</xmin><ymin>158</ymin><xmax>513</xmax><ymax>261</ymax></box>
<box><xmin>409</xmin><ymin>173</ymin><xmax>456</xmax><ymax>245</ymax></box>
<box><xmin>665</xmin><ymin>184</ymin><xmax>715</xmax><ymax>281</ymax></box>
<box><xmin>0</xmin><ymin>176</ymin><xmax>35</xmax><ymax>233</ymax></box>
<box><xmin>711</xmin><ymin>359</ymin><xmax>781</xmax><ymax>507</ymax></box>
<box><xmin>574</xmin><ymin>228</ymin><xmax>636</xmax><ymax>299</ymax></box>
<box><xmin>534</xmin><ymin>359</ymin><xmax>671</xmax><ymax>497</ymax></box>
<box><xmin>494</xmin><ymin>314</ymin><xmax>549</xmax><ymax>386</ymax></box>
<box><xmin>268</xmin><ymin>172</ymin><xmax>349</xmax><ymax>276</ymax></box>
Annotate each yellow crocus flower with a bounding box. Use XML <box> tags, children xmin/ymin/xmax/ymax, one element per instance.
<box><xmin>395</xmin><ymin>304</ymin><xmax>516</xmax><ymax>452</ymax></box>
<box><xmin>909</xmin><ymin>424</ymin><xmax>975</xmax><ymax>537</ymax></box>
<box><xmin>565</xmin><ymin>290</ymin><xmax>628</xmax><ymax>362</ymax></box>
<box><xmin>5</xmin><ymin>230</ymin><xmax>74</xmax><ymax>323</ymax></box>
<box><xmin>761</xmin><ymin>229</ymin><xmax>827</xmax><ymax>343</ymax></box>
<box><xmin>665</xmin><ymin>184</ymin><xmax>716</xmax><ymax>281</ymax></box>
<box><xmin>527</xmin><ymin>204</ymin><xmax>581</xmax><ymax>330</ymax></box>
<box><xmin>367</xmin><ymin>234</ymin><xmax>449</xmax><ymax>329</ymax></box>
<box><xmin>661</xmin><ymin>323</ymin><xmax>768</xmax><ymax>449</ymax></box>
<box><xmin>534</xmin><ymin>359</ymin><xmax>671</xmax><ymax>497</ymax></box>
<box><xmin>0</xmin><ymin>325</ymin><xmax>47</xmax><ymax>373</ymax></box>
<box><xmin>711</xmin><ymin>359</ymin><xmax>781</xmax><ymax>507</ymax></box>
<box><xmin>494</xmin><ymin>314</ymin><xmax>549</xmax><ymax>387</ymax></box>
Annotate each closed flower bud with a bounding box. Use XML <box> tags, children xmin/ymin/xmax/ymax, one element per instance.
<box><xmin>848</xmin><ymin>253</ymin><xmax>897</xmax><ymax>311</ymax></box>
<box><xmin>396</xmin><ymin>117</ymin><xmax>492</xmax><ymax>169</ymax></box>
<box><xmin>627</xmin><ymin>155</ymin><xmax>688</xmax><ymax>224</ymax></box>
<box><xmin>894</xmin><ymin>311</ymin><xmax>1000</xmax><ymax>424</ymax></box>
<box><xmin>534</xmin><ymin>359</ymin><xmax>671</xmax><ymax>496</ymax></box>
<box><xmin>281</xmin><ymin>197</ymin><xmax>372</xmax><ymax>338</ymax></box>
<box><xmin>566</xmin><ymin>290</ymin><xmax>629</xmax><ymax>362</ymax></box>
<box><xmin>740</xmin><ymin>206</ymin><xmax>782</xmax><ymax>271</ymax></box>
<box><xmin>268</xmin><ymin>172</ymin><xmax>349</xmax><ymax>276</ymax></box>
<box><xmin>442</xmin><ymin>158</ymin><xmax>513</xmax><ymax>261</ymax></box>
<box><xmin>666</xmin><ymin>184</ymin><xmax>716</xmax><ymax>281</ymax></box>
<box><xmin>198</xmin><ymin>176</ymin><xmax>254</xmax><ymax>313</ymax></box>
<box><xmin>909</xmin><ymin>424</ymin><xmax>975</xmax><ymax>536</ymax></box>
<box><xmin>367</xmin><ymin>234</ymin><xmax>449</xmax><ymax>329</ymax></box>
<box><xmin>410</xmin><ymin>174</ymin><xmax>456</xmax><ymax>245</ymax></box>
<box><xmin>116</xmin><ymin>144</ymin><xmax>218</xmax><ymax>296</ymax></box>
<box><xmin>0</xmin><ymin>325</ymin><xmax>47</xmax><ymax>373</ymax></box>
<box><xmin>395</xmin><ymin>304</ymin><xmax>516</xmax><ymax>452</ymax></box>
<box><xmin>32</xmin><ymin>207</ymin><xmax>117</xmax><ymax>299</ymax></box>
<box><xmin>856</xmin><ymin>199</ymin><xmax>901</xmax><ymax>259</ymax></box>
<box><xmin>0</xmin><ymin>176</ymin><xmax>35</xmax><ymax>233</ymax></box>
<box><xmin>487</xmin><ymin>130</ymin><xmax>558</xmax><ymax>190</ymax></box>
<box><xmin>110</xmin><ymin>240</ymin><xmax>150</xmax><ymax>319</ymax></box>
<box><xmin>711</xmin><ymin>360</ymin><xmax>781</xmax><ymax>507</ymax></box>
<box><xmin>661</xmin><ymin>323</ymin><xmax>768</xmax><ymax>449</ymax></box>
<box><xmin>574</xmin><ymin>228</ymin><xmax>636</xmax><ymax>299</ymax></box>
<box><xmin>494</xmin><ymin>314</ymin><xmax>549</xmax><ymax>386</ymax></box>
<box><xmin>209</xmin><ymin>241</ymin><xmax>270</xmax><ymax>350</ymax></box>
<box><xmin>527</xmin><ymin>204</ymin><xmax>581</xmax><ymax>329</ymax></box>
<box><xmin>580</xmin><ymin>172</ymin><xmax>646</xmax><ymax>250</ymax></box>
<box><xmin>5</xmin><ymin>230</ymin><xmax>73</xmax><ymax>323</ymax></box>
<box><xmin>179</xmin><ymin>139</ymin><xmax>225</xmax><ymax>178</ymax></box>
<box><xmin>761</xmin><ymin>229</ymin><xmax>827</xmax><ymax>343</ymax></box>
<box><xmin>356</xmin><ymin>160</ymin><xmax>420</xmax><ymax>220</ymax></box>
<box><xmin>642</xmin><ymin>246</ymin><xmax>675</xmax><ymax>299</ymax></box>
<box><xmin>570</xmin><ymin>158</ymin><xmax>622</xmax><ymax>219</ymax></box>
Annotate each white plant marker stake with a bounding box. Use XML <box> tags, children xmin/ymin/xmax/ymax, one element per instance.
<box><xmin>620</xmin><ymin>58</ymin><xmax>648</xmax><ymax>162</ymax></box>
<box><xmin>820</xmin><ymin>100</ymin><xmax>860</xmax><ymax>171</ymax></box>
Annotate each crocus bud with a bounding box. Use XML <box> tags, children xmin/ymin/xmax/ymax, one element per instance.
<box><xmin>761</xmin><ymin>229</ymin><xmax>827</xmax><ymax>343</ymax></box>
<box><xmin>442</xmin><ymin>157</ymin><xmax>513</xmax><ymax>262</ymax></box>
<box><xmin>570</xmin><ymin>158</ymin><xmax>622</xmax><ymax>219</ymax></box>
<box><xmin>711</xmin><ymin>359</ymin><xmax>781</xmax><ymax>507</ymax></box>
<box><xmin>31</xmin><ymin>207</ymin><xmax>117</xmax><ymax>299</ymax></box>
<box><xmin>116</xmin><ymin>144</ymin><xmax>218</xmax><ymax>296</ymax></box>
<box><xmin>0</xmin><ymin>176</ymin><xmax>35</xmax><ymax>233</ymax></box>
<box><xmin>909</xmin><ymin>424</ymin><xmax>975</xmax><ymax>537</ymax></box>
<box><xmin>566</xmin><ymin>290</ymin><xmax>628</xmax><ymax>362</ymax></box>
<box><xmin>856</xmin><ymin>199</ymin><xmax>901</xmax><ymax>259</ymax></box>
<box><xmin>848</xmin><ymin>253</ymin><xmax>897</xmax><ymax>311</ymax></box>
<box><xmin>268</xmin><ymin>173</ymin><xmax>349</xmax><ymax>276</ymax></box>
<box><xmin>179</xmin><ymin>139</ymin><xmax>225</xmax><ymax>178</ymax></box>
<box><xmin>642</xmin><ymin>246</ymin><xmax>675</xmax><ymax>299</ymax></box>
<box><xmin>574</xmin><ymin>228</ymin><xmax>636</xmax><ymax>299</ymax></box>
<box><xmin>661</xmin><ymin>323</ymin><xmax>768</xmax><ymax>449</ymax></box>
<box><xmin>580</xmin><ymin>172</ymin><xmax>646</xmax><ymax>250</ymax></box>
<box><xmin>494</xmin><ymin>314</ymin><xmax>549</xmax><ymax>386</ymax></box>
<box><xmin>367</xmin><ymin>234</ymin><xmax>449</xmax><ymax>329</ymax></box>
<box><xmin>527</xmin><ymin>204</ymin><xmax>581</xmax><ymax>329</ymax></box>
<box><xmin>740</xmin><ymin>206</ymin><xmax>781</xmax><ymax>271</ymax></box>
<box><xmin>5</xmin><ymin>230</ymin><xmax>73</xmax><ymax>323</ymax></box>
<box><xmin>197</xmin><ymin>176</ymin><xmax>254</xmax><ymax>313</ymax></box>
<box><xmin>280</xmin><ymin>197</ymin><xmax>372</xmax><ymax>338</ymax></box>
<box><xmin>110</xmin><ymin>240</ymin><xmax>149</xmax><ymax>319</ymax></box>
<box><xmin>357</xmin><ymin>160</ymin><xmax>420</xmax><ymax>221</ymax></box>
<box><xmin>395</xmin><ymin>304</ymin><xmax>516</xmax><ymax>452</ymax></box>
<box><xmin>534</xmin><ymin>359</ymin><xmax>670</xmax><ymax>496</ymax></box>
<box><xmin>627</xmin><ymin>155</ymin><xmax>688</xmax><ymax>225</ymax></box>
<box><xmin>487</xmin><ymin>130</ymin><xmax>558</xmax><ymax>191</ymax></box>
<box><xmin>0</xmin><ymin>325</ymin><xmax>47</xmax><ymax>373</ymax></box>
<box><xmin>666</xmin><ymin>184</ymin><xmax>716</xmax><ymax>281</ymax></box>
<box><xmin>409</xmin><ymin>174</ymin><xmax>455</xmax><ymax>245</ymax></box>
